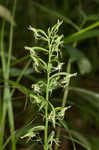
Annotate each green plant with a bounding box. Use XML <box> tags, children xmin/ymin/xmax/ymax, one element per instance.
<box><xmin>0</xmin><ymin>1</ymin><xmax>33</xmax><ymax>150</ymax></box>
<box><xmin>21</xmin><ymin>20</ymin><xmax>76</xmax><ymax>150</ymax></box>
<box><xmin>0</xmin><ymin>1</ymin><xmax>16</xmax><ymax>150</ymax></box>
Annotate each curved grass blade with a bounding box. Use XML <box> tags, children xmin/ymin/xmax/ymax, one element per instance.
<box><xmin>8</xmin><ymin>80</ymin><xmax>35</xmax><ymax>97</ymax></box>
<box><xmin>64</xmin><ymin>29</ymin><xmax>99</xmax><ymax>43</ymax></box>
<box><xmin>69</xmin><ymin>87</ymin><xmax>99</xmax><ymax>109</ymax></box>
<box><xmin>59</xmin><ymin>120</ymin><xmax>76</xmax><ymax>150</ymax></box>
<box><xmin>64</xmin><ymin>21</ymin><xmax>99</xmax><ymax>43</ymax></box>
<box><xmin>11</xmin><ymin>55</ymin><xmax>30</xmax><ymax>66</ymax></box>
<box><xmin>32</xmin><ymin>1</ymin><xmax>79</xmax><ymax>31</ymax></box>
<box><xmin>60</xmin><ymin>120</ymin><xmax>91</xmax><ymax>150</ymax></box>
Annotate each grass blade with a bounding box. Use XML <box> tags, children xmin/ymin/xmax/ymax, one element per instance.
<box><xmin>64</xmin><ymin>21</ymin><xmax>99</xmax><ymax>43</ymax></box>
<box><xmin>32</xmin><ymin>1</ymin><xmax>80</xmax><ymax>31</ymax></box>
<box><xmin>64</xmin><ymin>29</ymin><xmax>99</xmax><ymax>43</ymax></box>
<box><xmin>60</xmin><ymin>120</ymin><xmax>91</xmax><ymax>150</ymax></box>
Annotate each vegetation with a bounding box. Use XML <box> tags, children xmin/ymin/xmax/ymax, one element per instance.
<box><xmin>0</xmin><ymin>0</ymin><xmax>99</xmax><ymax>150</ymax></box>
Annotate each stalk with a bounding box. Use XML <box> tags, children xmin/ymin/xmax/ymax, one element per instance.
<box><xmin>7</xmin><ymin>0</ymin><xmax>16</xmax><ymax>78</ymax></box>
<box><xmin>62</xmin><ymin>59</ymin><xmax>72</xmax><ymax>107</ymax></box>
<box><xmin>0</xmin><ymin>21</ymin><xmax>7</xmax><ymax>150</ymax></box>
<box><xmin>6</xmin><ymin>0</ymin><xmax>17</xmax><ymax>149</ymax></box>
<box><xmin>44</xmin><ymin>39</ymin><xmax>51</xmax><ymax>150</ymax></box>
<box><xmin>44</xmin><ymin>74</ymin><xmax>49</xmax><ymax>150</ymax></box>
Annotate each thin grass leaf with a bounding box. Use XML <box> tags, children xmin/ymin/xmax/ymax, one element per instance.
<box><xmin>11</xmin><ymin>55</ymin><xmax>30</xmax><ymax>66</ymax></box>
<box><xmin>64</xmin><ymin>21</ymin><xmax>99</xmax><ymax>43</ymax></box>
<box><xmin>69</xmin><ymin>87</ymin><xmax>99</xmax><ymax>100</ymax></box>
<box><xmin>64</xmin><ymin>29</ymin><xmax>99</xmax><ymax>43</ymax></box>
<box><xmin>8</xmin><ymin>80</ymin><xmax>35</xmax><ymax>97</ymax></box>
<box><xmin>60</xmin><ymin>120</ymin><xmax>91</xmax><ymax>150</ymax></box>
<box><xmin>0</xmin><ymin>67</ymin><xmax>33</xmax><ymax>77</ymax></box>
<box><xmin>69</xmin><ymin>87</ymin><xmax>99</xmax><ymax>109</ymax></box>
<box><xmin>70</xmin><ymin>130</ymin><xmax>91</xmax><ymax>150</ymax></box>
<box><xmin>59</xmin><ymin>120</ymin><xmax>76</xmax><ymax>150</ymax></box>
<box><xmin>84</xmin><ymin>14</ymin><xmax>99</xmax><ymax>22</ymax></box>
<box><xmin>32</xmin><ymin>1</ymin><xmax>80</xmax><ymax>31</ymax></box>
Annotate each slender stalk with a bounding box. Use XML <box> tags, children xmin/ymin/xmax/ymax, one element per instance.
<box><xmin>44</xmin><ymin>40</ymin><xmax>51</xmax><ymax>150</ymax></box>
<box><xmin>0</xmin><ymin>21</ymin><xmax>8</xmax><ymax>150</ymax></box>
<box><xmin>0</xmin><ymin>83</ymin><xmax>10</xmax><ymax>150</ymax></box>
<box><xmin>6</xmin><ymin>0</ymin><xmax>17</xmax><ymax>149</ymax></box>
<box><xmin>62</xmin><ymin>59</ymin><xmax>72</xmax><ymax>107</ymax></box>
<box><xmin>0</xmin><ymin>101</ymin><xmax>7</xmax><ymax>150</ymax></box>
<box><xmin>0</xmin><ymin>21</ymin><xmax>6</xmax><ymax>79</ymax></box>
<box><xmin>44</xmin><ymin>77</ymin><xmax>49</xmax><ymax>150</ymax></box>
<box><xmin>7</xmin><ymin>0</ymin><xmax>16</xmax><ymax>78</ymax></box>
<box><xmin>0</xmin><ymin>86</ymin><xmax>1</xmax><ymax>116</ymax></box>
<box><xmin>8</xmin><ymin>101</ymin><xmax>16</xmax><ymax>150</ymax></box>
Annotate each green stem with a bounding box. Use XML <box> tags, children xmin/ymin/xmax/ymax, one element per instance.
<box><xmin>62</xmin><ymin>59</ymin><xmax>72</xmax><ymax>107</ymax></box>
<box><xmin>44</xmin><ymin>76</ymin><xmax>49</xmax><ymax>150</ymax></box>
<box><xmin>0</xmin><ymin>21</ymin><xmax>6</xmax><ymax>79</ymax></box>
<box><xmin>8</xmin><ymin>99</ymin><xmax>16</xmax><ymax>150</ymax></box>
<box><xmin>0</xmin><ymin>21</ymin><xmax>7</xmax><ymax>150</ymax></box>
<box><xmin>6</xmin><ymin>0</ymin><xmax>17</xmax><ymax>149</ymax></box>
<box><xmin>0</xmin><ymin>83</ymin><xmax>9</xmax><ymax>150</ymax></box>
<box><xmin>44</xmin><ymin>40</ymin><xmax>51</xmax><ymax>150</ymax></box>
<box><xmin>7</xmin><ymin>0</ymin><xmax>16</xmax><ymax>79</ymax></box>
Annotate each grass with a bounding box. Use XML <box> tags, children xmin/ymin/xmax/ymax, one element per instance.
<box><xmin>0</xmin><ymin>0</ymin><xmax>16</xmax><ymax>149</ymax></box>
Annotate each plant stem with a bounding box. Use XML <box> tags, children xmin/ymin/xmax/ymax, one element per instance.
<box><xmin>62</xmin><ymin>59</ymin><xmax>72</xmax><ymax>107</ymax></box>
<box><xmin>0</xmin><ymin>21</ymin><xmax>7</xmax><ymax>150</ymax></box>
<box><xmin>44</xmin><ymin>39</ymin><xmax>51</xmax><ymax>150</ymax></box>
<box><xmin>44</xmin><ymin>76</ymin><xmax>49</xmax><ymax>150</ymax></box>
<box><xmin>7</xmin><ymin>0</ymin><xmax>16</xmax><ymax>79</ymax></box>
<box><xmin>6</xmin><ymin>0</ymin><xmax>17</xmax><ymax>149</ymax></box>
<box><xmin>0</xmin><ymin>21</ymin><xmax>6</xmax><ymax>79</ymax></box>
